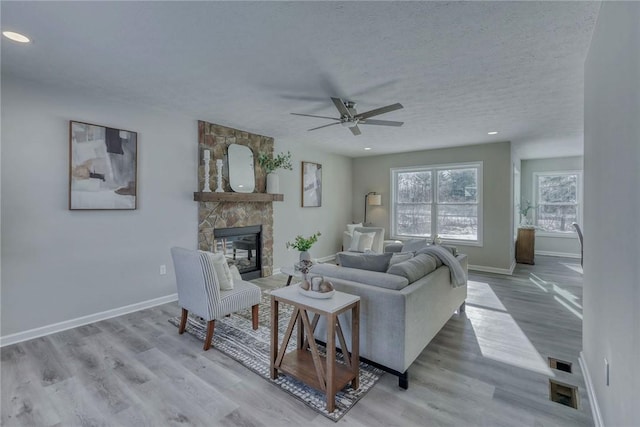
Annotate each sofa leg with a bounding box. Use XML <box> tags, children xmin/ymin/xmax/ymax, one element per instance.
<box><xmin>399</xmin><ymin>370</ymin><xmax>409</xmax><ymax>389</ymax></box>
<box><xmin>459</xmin><ymin>301</ymin><xmax>466</xmax><ymax>313</ymax></box>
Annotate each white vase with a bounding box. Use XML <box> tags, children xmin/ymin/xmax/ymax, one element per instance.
<box><xmin>266</xmin><ymin>172</ymin><xmax>279</xmax><ymax>194</ymax></box>
<box><xmin>299</xmin><ymin>251</ymin><xmax>311</xmax><ymax>262</ymax></box>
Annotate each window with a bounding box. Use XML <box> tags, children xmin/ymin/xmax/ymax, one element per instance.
<box><xmin>391</xmin><ymin>162</ymin><xmax>482</xmax><ymax>245</ymax></box>
<box><xmin>534</xmin><ymin>172</ymin><xmax>582</xmax><ymax>234</ymax></box>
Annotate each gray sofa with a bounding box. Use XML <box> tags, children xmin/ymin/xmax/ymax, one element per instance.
<box><xmin>310</xmin><ymin>251</ymin><xmax>467</xmax><ymax>389</ymax></box>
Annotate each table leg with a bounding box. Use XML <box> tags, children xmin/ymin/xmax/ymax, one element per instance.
<box><xmin>351</xmin><ymin>301</ymin><xmax>360</xmax><ymax>390</ymax></box>
<box><xmin>326</xmin><ymin>312</ymin><xmax>336</xmax><ymax>413</ymax></box>
<box><xmin>296</xmin><ymin>310</ymin><xmax>304</xmax><ymax>349</ymax></box>
<box><xmin>270</xmin><ymin>297</ymin><xmax>279</xmax><ymax>379</ymax></box>
<box><xmin>286</xmin><ymin>275</ymin><xmax>293</xmax><ymax>286</ymax></box>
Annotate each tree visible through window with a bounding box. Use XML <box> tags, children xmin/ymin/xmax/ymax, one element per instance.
<box><xmin>535</xmin><ymin>172</ymin><xmax>581</xmax><ymax>233</ymax></box>
<box><xmin>392</xmin><ymin>163</ymin><xmax>482</xmax><ymax>242</ymax></box>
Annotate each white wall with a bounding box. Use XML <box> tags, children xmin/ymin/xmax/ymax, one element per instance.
<box><xmin>520</xmin><ymin>156</ymin><xmax>583</xmax><ymax>258</ymax></box>
<box><xmin>1</xmin><ymin>76</ymin><xmax>354</xmax><ymax>338</ymax></box>
<box><xmin>583</xmin><ymin>2</ymin><xmax>640</xmax><ymax>426</ymax></box>
<box><xmin>1</xmin><ymin>76</ymin><xmax>198</xmax><ymax>336</ymax></box>
<box><xmin>272</xmin><ymin>142</ymin><xmax>353</xmax><ymax>269</ymax></box>
<box><xmin>352</xmin><ymin>142</ymin><xmax>513</xmax><ymax>271</ymax></box>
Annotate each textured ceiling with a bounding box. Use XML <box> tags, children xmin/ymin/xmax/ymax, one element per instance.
<box><xmin>1</xmin><ymin>1</ymin><xmax>600</xmax><ymax>158</ymax></box>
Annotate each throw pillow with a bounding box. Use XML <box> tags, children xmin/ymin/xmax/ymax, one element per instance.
<box><xmin>338</xmin><ymin>252</ymin><xmax>393</xmax><ymax>272</ymax></box>
<box><xmin>387</xmin><ymin>253</ymin><xmax>438</xmax><ymax>283</ymax></box>
<box><xmin>401</xmin><ymin>238</ymin><xmax>429</xmax><ymax>253</ymax></box>
<box><xmin>346</xmin><ymin>223</ymin><xmax>363</xmax><ymax>235</ymax></box>
<box><xmin>204</xmin><ymin>252</ymin><xmax>234</xmax><ymax>290</ymax></box>
<box><xmin>348</xmin><ymin>230</ymin><xmax>376</xmax><ymax>252</ymax></box>
<box><xmin>388</xmin><ymin>252</ymin><xmax>414</xmax><ymax>267</ymax></box>
<box><xmin>229</xmin><ymin>264</ymin><xmax>243</xmax><ymax>281</ymax></box>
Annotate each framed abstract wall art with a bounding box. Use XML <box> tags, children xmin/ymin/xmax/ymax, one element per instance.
<box><xmin>69</xmin><ymin>121</ymin><xmax>138</xmax><ymax>210</ymax></box>
<box><xmin>301</xmin><ymin>161</ymin><xmax>322</xmax><ymax>207</ymax></box>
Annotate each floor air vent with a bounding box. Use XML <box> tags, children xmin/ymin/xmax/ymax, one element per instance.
<box><xmin>548</xmin><ymin>357</ymin><xmax>572</xmax><ymax>373</ymax></box>
<box><xmin>549</xmin><ymin>379</ymin><xmax>579</xmax><ymax>409</ymax></box>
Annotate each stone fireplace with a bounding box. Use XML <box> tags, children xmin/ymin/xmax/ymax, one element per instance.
<box><xmin>197</xmin><ymin>121</ymin><xmax>274</xmax><ymax>277</ymax></box>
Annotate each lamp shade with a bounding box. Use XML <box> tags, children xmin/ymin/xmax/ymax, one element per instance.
<box><xmin>367</xmin><ymin>194</ymin><xmax>382</xmax><ymax>206</ymax></box>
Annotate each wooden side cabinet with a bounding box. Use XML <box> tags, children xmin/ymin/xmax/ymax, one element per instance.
<box><xmin>516</xmin><ymin>228</ymin><xmax>535</xmax><ymax>264</ymax></box>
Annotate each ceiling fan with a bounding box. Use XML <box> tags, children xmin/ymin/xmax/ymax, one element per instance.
<box><xmin>291</xmin><ymin>97</ymin><xmax>404</xmax><ymax>136</ymax></box>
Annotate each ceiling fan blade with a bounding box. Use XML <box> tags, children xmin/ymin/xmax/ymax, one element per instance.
<box><xmin>356</xmin><ymin>103</ymin><xmax>404</xmax><ymax>120</ymax></box>
<box><xmin>331</xmin><ymin>97</ymin><xmax>352</xmax><ymax>118</ymax></box>
<box><xmin>359</xmin><ymin>119</ymin><xmax>404</xmax><ymax>127</ymax></box>
<box><xmin>350</xmin><ymin>125</ymin><xmax>361</xmax><ymax>136</ymax></box>
<box><xmin>291</xmin><ymin>113</ymin><xmax>340</xmax><ymax>121</ymax></box>
<box><xmin>308</xmin><ymin>122</ymin><xmax>340</xmax><ymax>131</ymax></box>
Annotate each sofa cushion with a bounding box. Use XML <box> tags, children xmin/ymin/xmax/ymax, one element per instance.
<box><xmin>348</xmin><ymin>230</ymin><xmax>376</xmax><ymax>252</ymax></box>
<box><xmin>346</xmin><ymin>223</ymin><xmax>363</xmax><ymax>235</ymax></box>
<box><xmin>310</xmin><ymin>263</ymin><xmax>409</xmax><ymax>290</ymax></box>
<box><xmin>388</xmin><ymin>252</ymin><xmax>414</xmax><ymax>266</ymax></box>
<box><xmin>387</xmin><ymin>253</ymin><xmax>438</xmax><ymax>283</ymax></box>
<box><xmin>401</xmin><ymin>238</ymin><xmax>429</xmax><ymax>253</ymax></box>
<box><xmin>337</xmin><ymin>252</ymin><xmax>393</xmax><ymax>272</ymax></box>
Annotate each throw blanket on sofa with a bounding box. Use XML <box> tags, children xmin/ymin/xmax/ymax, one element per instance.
<box><xmin>417</xmin><ymin>246</ymin><xmax>467</xmax><ymax>287</ymax></box>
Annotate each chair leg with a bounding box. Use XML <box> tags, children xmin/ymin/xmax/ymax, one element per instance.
<box><xmin>204</xmin><ymin>320</ymin><xmax>215</xmax><ymax>351</ymax></box>
<box><xmin>179</xmin><ymin>308</ymin><xmax>188</xmax><ymax>334</ymax></box>
<box><xmin>252</xmin><ymin>304</ymin><xmax>259</xmax><ymax>330</ymax></box>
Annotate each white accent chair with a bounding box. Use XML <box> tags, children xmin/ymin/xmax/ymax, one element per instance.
<box><xmin>171</xmin><ymin>247</ymin><xmax>261</xmax><ymax>350</ymax></box>
<box><xmin>342</xmin><ymin>227</ymin><xmax>385</xmax><ymax>253</ymax></box>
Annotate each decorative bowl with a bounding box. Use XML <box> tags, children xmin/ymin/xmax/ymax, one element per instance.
<box><xmin>297</xmin><ymin>284</ymin><xmax>335</xmax><ymax>299</ymax></box>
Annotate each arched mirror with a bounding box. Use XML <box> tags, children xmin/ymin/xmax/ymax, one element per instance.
<box><xmin>228</xmin><ymin>144</ymin><xmax>255</xmax><ymax>193</ymax></box>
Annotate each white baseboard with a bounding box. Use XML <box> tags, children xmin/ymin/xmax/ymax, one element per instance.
<box><xmin>579</xmin><ymin>352</ymin><xmax>604</xmax><ymax>427</ymax></box>
<box><xmin>468</xmin><ymin>260</ymin><xmax>515</xmax><ymax>276</ymax></box>
<box><xmin>535</xmin><ymin>250</ymin><xmax>581</xmax><ymax>259</ymax></box>
<box><xmin>0</xmin><ymin>293</ymin><xmax>178</xmax><ymax>347</ymax></box>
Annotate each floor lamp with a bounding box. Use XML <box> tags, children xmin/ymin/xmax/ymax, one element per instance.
<box><xmin>364</xmin><ymin>192</ymin><xmax>382</xmax><ymax>225</ymax></box>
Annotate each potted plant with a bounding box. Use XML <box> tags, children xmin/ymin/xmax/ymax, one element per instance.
<box><xmin>257</xmin><ymin>151</ymin><xmax>293</xmax><ymax>194</ymax></box>
<box><xmin>286</xmin><ymin>232</ymin><xmax>321</xmax><ymax>264</ymax></box>
<box><xmin>518</xmin><ymin>200</ymin><xmax>536</xmax><ymax>227</ymax></box>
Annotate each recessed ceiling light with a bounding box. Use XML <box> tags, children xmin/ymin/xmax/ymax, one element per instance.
<box><xmin>488</xmin><ymin>131</ymin><xmax>498</xmax><ymax>135</ymax></box>
<box><xmin>364</xmin><ymin>147</ymin><xmax>372</xmax><ymax>151</ymax></box>
<box><xmin>2</xmin><ymin>31</ymin><xmax>31</xmax><ymax>43</ymax></box>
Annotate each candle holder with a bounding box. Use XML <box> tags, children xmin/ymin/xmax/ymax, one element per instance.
<box><xmin>202</xmin><ymin>156</ymin><xmax>212</xmax><ymax>193</ymax></box>
<box><xmin>215</xmin><ymin>159</ymin><xmax>224</xmax><ymax>193</ymax></box>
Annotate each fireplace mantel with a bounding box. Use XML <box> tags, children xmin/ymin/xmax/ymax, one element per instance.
<box><xmin>193</xmin><ymin>192</ymin><xmax>284</xmax><ymax>202</ymax></box>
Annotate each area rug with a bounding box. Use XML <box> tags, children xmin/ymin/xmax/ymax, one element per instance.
<box><xmin>168</xmin><ymin>292</ymin><xmax>384</xmax><ymax>422</ymax></box>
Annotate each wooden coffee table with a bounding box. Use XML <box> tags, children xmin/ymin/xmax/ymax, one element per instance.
<box><xmin>270</xmin><ymin>285</ymin><xmax>360</xmax><ymax>413</ymax></box>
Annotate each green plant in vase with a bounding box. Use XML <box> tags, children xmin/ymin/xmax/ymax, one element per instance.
<box><xmin>286</xmin><ymin>232</ymin><xmax>321</xmax><ymax>270</ymax></box>
<box><xmin>518</xmin><ymin>199</ymin><xmax>537</xmax><ymax>226</ymax></box>
<box><xmin>257</xmin><ymin>151</ymin><xmax>293</xmax><ymax>174</ymax></box>
<box><xmin>257</xmin><ymin>151</ymin><xmax>293</xmax><ymax>194</ymax></box>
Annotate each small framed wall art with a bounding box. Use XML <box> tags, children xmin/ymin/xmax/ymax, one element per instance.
<box><xmin>301</xmin><ymin>161</ymin><xmax>322</xmax><ymax>207</ymax></box>
<box><xmin>69</xmin><ymin>121</ymin><xmax>138</xmax><ymax>210</ymax></box>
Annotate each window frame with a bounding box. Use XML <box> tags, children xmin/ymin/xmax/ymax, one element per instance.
<box><xmin>532</xmin><ymin>170</ymin><xmax>583</xmax><ymax>238</ymax></box>
<box><xmin>390</xmin><ymin>161</ymin><xmax>483</xmax><ymax>247</ymax></box>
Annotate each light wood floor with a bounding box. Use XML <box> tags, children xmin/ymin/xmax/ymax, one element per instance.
<box><xmin>1</xmin><ymin>256</ymin><xmax>593</xmax><ymax>426</ymax></box>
